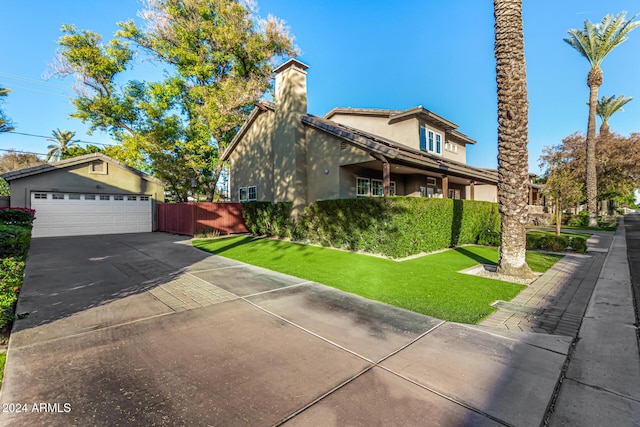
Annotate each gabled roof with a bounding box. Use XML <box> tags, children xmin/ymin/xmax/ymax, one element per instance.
<box><xmin>0</xmin><ymin>153</ymin><xmax>163</xmax><ymax>185</ymax></box>
<box><xmin>325</xmin><ymin>105</ymin><xmax>476</xmax><ymax>145</ymax></box>
<box><xmin>221</xmin><ymin>101</ymin><xmax>275</xmax><ymax>162</ymax></box>
<box><xmin>301</xmin><ymin>115</ymin><xmax>497</xmax><ymax>184</ymax></box>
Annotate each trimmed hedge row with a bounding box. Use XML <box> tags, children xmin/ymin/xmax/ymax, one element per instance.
<box><xmin>526</xmin><ymin>233</ymin><xmax>587</xmax><ymax>253</ymax></box>
<box><xmin>243</xmin><ymin>197</ymin><xmax>501</xmax><ymax>258</ymax></box>
<box><xmin>0</xmin><ymin>208</ymin><xmax>35</xmax><ymax>330</ymax></box>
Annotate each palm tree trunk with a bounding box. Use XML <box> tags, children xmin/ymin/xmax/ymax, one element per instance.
<box><xmin>494</xmin><ymin>0</ymin><xmax>534</xmax><ymax>278</ymax></box>
<box><xmin>585</xmin><ymin>67</ymin><xmax>601</xmax><ymax>227</ymax></box>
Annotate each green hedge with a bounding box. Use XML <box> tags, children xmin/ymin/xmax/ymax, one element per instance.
<box><xmin>305</xmin><ymin>198</ymin><xmax>500</xmax><ymax>258</ymax></box>
<box><xmin>0</xmin><ymin>258</ymin><xmax>24</xmax><ymax>329</ymax></box>
<box><xmin>242</xmin><ymin>201</ymin><xmax>305</xmax><ymax>240</ymax></box>
<box><xmin>0</xmin><ymin>224</ymin><xmax>32</xmax><ymax>259</ymax></box>
<box><xmin>526</xmin><ymin>233</ymin><xmax>587</xmax><ymax>253</ymax></box>
<box><xmin>0</xmin><ymin>208</ymin><xmax>35</xmax><ymax>227</ymax></box>
<box><xmin>243</xmin><ymin>198</ymin><xmax>502</xmax><ymax>258</ymax></box>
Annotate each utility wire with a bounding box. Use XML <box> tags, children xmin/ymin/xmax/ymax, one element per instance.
<box><xmin>0</xmin><ymin>148</ymin><xmax>48</xmax><ymax>156</ymax></box>
<box><xmin>0</xmin><ymin>71</ymin><xmax>70</xmax><ymax>91</ymax></box>
<box><xmin>7</xmin><ymin>131</ymin><xmax>115</xmax><ymax>147</ymax></box>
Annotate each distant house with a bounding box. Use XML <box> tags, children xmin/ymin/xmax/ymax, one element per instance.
<box><xmin>1</xmin><ymin>153</ymin><xmax>165</xmax><ymax>238</ymax></box>
<box><xmin>222</xmin><ymin>58</ymin><xmax>542</xmax><ymax>216</ymax></box>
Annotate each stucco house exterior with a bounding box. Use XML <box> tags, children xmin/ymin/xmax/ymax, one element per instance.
<box><xmin>222</xmin><ymin>59</ymin><xmax>542</xmax><ymax>216</ymax></box>
<box><xmin>1</xmin><ymin>153</ymin><xmax>165</xmax><ymax>237</ymax></box>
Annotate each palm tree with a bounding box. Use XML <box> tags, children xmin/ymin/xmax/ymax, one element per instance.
<box><xmin>596</xmin><ymin>94</ymin><xmax>632</xmax><ymax>136</ymax></box>
<box><xmin>493</xmin><ymin>0</ymin><xmax>534</xmax><ymax>278</ymax></box>
<box><xmin>0</xmin><ymin>86</ymin><xmax>14</xmax><ymax>133</ymax></box>
<box><xmin>46</xmin><ymin>129</ymin><xmax>78</xmax><ymax>161</ymax></box>
<box><xmin>564</xmin><ymin>12</ymin><xmax>639</xmax><ymax>227</ymax></box>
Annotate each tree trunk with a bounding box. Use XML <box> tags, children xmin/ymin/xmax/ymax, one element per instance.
<box><xmin>556</xmin><ymin>199</ymin><xmax>561</xmax><ymax>236</ymax></box>
<box><xmin>494</xmin><ymin>0</ymin><xmax>535</xmax><ymax>278</ymax></box>
<box><xmin>585</xmin><ymin>67</ymin><xmax>602</xmax><ymax>227</ymax></box>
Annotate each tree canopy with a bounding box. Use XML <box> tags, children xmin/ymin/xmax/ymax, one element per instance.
<box><xmin>46</xmin><ymin>129</ymin><xmax>78</xmax><ymax>162</ymax></box>
<box><xmin>50</xmin><ymin>0</ymin><xmax>297</xmax><ymax>201</ymax></box>
<box><xmin>0</xmin><ymin>151</ymin><xmax>45</xmax><ymax>196</ymax></box>
<box><xmin>0</xmin><ymin>86</ymin><xmax>15</xmax><ymax>134</ymax></box>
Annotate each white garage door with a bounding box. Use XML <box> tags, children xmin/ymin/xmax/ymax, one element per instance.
<box><xmin>31</xmin><ymin>192</ymin><xmax>152</xmax><ymax>238</ymax></box>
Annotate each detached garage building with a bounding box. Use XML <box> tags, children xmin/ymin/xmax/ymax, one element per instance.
<box><xmin>1</xmin><ymin>153</ymin><xmax>165</xmax><ymax>238</ymax></box>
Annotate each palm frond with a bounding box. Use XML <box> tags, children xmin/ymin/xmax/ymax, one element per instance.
<box><xmin>596</xmin><ymin>94</ymin><xmax>633</xmax><ymax>122</ymax></box>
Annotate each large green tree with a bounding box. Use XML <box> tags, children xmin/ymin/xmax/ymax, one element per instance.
<box><xmin>493</xmin><ymin>0</ymin><xmax>534</xmax><ymax>278</ymax></box>
<box><xmin>46</xmin><ymin>129</ymin><xmax>78</xmax><ymax>161</ymax></box>
<box><xmin>51</xmin><ymin>0</ymin><xmax>296</xmax><ymax>201</ymax></box>
<box><xmin>564</xmin><ymin>12</ymin><xmax>639</xmax><ymax>226</ymax></box>
<box><xmin>0</xmin><ymin>151</ymin><xmax>45</xmax><ymax>196</ymax></box>
<box><xmin>0</xmin><ymin>86</ymin><xmax>15</xmax><ymax>133</ymax></box>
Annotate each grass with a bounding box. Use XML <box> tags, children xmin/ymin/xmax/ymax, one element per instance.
<box><xmin>0</xmin><ymin>352</ymin><xmax>5</xmax><ymax>388</ymax></box>
<box><xmin>193</xmin><ymin>237</ymin><xmax>563</xmax><ymax>324</ymax></box>
<box><xmin>527</xmin><ymin>230</ymin><xmax>593</xmax><ymax>239</ymax></box>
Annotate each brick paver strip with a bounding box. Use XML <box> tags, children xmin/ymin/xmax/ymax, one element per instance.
<box><xmin>148</xmin><ymin>272</ymin><xmax>237</xmax><ymax>312</ymax></box>
<box><xmin>480</xmin><ymin>233</ymin><xmax>611</xmax><ymax>337</ymax></box>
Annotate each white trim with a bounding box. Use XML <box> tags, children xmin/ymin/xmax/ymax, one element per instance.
<box><xmin>238</xmin><ymin>187</ymin><xmax>248</xmax><ymax>202</ymax></box>
<box><xmin>248</xmin><ymin>185</ymin><xmax>257</xmax><ymax>201</ymax></box>
<box><xmin>356</xmin><ymin>177</ymin><xmax>370</xmax><ymax>197</ymax></box>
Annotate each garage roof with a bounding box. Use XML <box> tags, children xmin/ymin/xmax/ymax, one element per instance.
<box><xmin>0</xmin><ymin>153</ymin><xmax>163</xmax><ymax>185</ymax></box>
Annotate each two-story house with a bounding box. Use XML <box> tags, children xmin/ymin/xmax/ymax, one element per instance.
<box><xmin>223</xmin><ymin>58</ymin><xmax>524</xmax><ymax>216</ymax></box>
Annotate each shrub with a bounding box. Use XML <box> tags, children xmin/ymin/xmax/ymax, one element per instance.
<box><xmin>0</xmin><ymin>258</ymin><xmax>24</xmax><ymax>330</ymax></box>
<box><xmin>0</xmin><ymin>224</ymin><xmax>32</xmax><ymax>259</ymax></box>
<box><xmin>569</xmin><ymin>236</ymin><xmax>588</xmax><ymax>253</ymax></box>
<box><xmin>241</xmin><ymin>202</ymin><xmax>303</xmax><ymax>239</ymax></box>
<box><xmin>305</xmin><ymin>197</ymin><xmax>500</xmax><ymax>258</ymax></box>
<box><xmin>0</xmin><ymin>208</ymin><xmax>36</xmax><ymax>227</ymax></box>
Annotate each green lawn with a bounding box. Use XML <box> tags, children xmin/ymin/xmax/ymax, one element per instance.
<box><xmin>0</xmin><ymin>352</ymin><xmax>5</xmax><ymax>388</ymax></box>
<box><xmin>527</xmin><ymin>229</ymin><xmax>593</xmax><ymax>239</ymax></box>
<box><xmin>193</xmin><ymin>237</ymin><xmax>563</xmax><ymax>324</ymax></box>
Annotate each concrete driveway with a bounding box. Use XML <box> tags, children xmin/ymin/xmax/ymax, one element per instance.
<box><xmin>0</xmin><ymin>233</ymin><xmax>571</xmax><ymax>426</ymax></box>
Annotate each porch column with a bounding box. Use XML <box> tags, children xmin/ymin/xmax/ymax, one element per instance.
<box><xmin>528</xmin><ymin>186</ymin><xmax>533</xmax><ymax>205</ymax></box>
<box><xmin>442</xmin><ymin>175</ymin><xmax>449</xmax><ymax>198</ymax></box>
<box><xmin>535</xmin><ymin>189</ymin><xmax>540</xmax><ymax>205</ymax></box>
<box><xmin>372</xmin><ymin>153</ymin><xmax>391</xmax><ymax>196</ymax></box>
<box><xmin>469</xmin><ymin>181</ymin><xmax>475</xmax><ymax>201</ymax></box>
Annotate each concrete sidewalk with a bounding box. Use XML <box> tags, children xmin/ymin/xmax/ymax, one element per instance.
<box><xmin>548</xmin><ymin>216</ymin><xmax>640</xmax><ymax>426</ymax></box>
<box><xmin>1</xmin><ymin>232</ymin><xmax>572</xmax><ymax>426</ymax></box>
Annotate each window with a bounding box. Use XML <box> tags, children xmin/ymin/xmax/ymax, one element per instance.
<box><xmin>52</xmin><ymin>193</ymin><xmax>64</xmax><ymax>200</ymax></box>
<box><xmin>99</xmin><ymin>195</ymin><xmax>110</xmax><ymax>201</ymax></box>
<box><xmin>127</xmin><ymin>196</ymin><xmax>138</xmax><ymax>201</ymax></box>
<box><xmin>140</xmin><ymin>196</ymin><xmax>150</xmax><ymax>201</ymax></box>
<box><xmin>356</xmin><ymin>177</ymin><xmax>370</xmax><ymax>197</ymax></box>
<box><xmin>428</xmin><ymin>131</ymin><xmax>434</xmax><ymax>152</ymax></box>
<box><xmin>340</xmin><ymin>141</ymin><xmax>347</xmax><ymax>150</ymax></box>
<box><xmin>114</xmin><ymin>195</ymin><xmax>124</xmax><ymax>201</ymax></box>
<box><xmin>34</xmin><ymin>193</ymin><xmax>47</xmax><ymax>199</ymax></box>
<box><xmin>238</xmin><ymin>187</ymin><xmax>247</xmax><ymax>202</ymax></box>
<box><xmin>419</xmin><ymin>126</ymin><xmax>426</xmax><ymax>151</ymax></box>
<box><xmin>365</xmin><ymin>179</ymin><xmax>396</xmax><ymax>197</ymax></box>
<box><xmin>427</xmin><ymin>177</ymin><xmax>437</xmax><ymax>187</ymax></box>
<box><xmin>68</xmin><ymin>194</ymin><xmax>81</xmax><ymax>200</ymax></box>
<box><xmin>436</xmin><ymin>134</ymin><xmax>442</xmax><ymax>154</ymax></box>
<box><xmin>85</xmin><ymin>195</ymin><xmax>97</xmax><ymax>200</ymax></box>
<box><xmin>248</xmin><ymin>186</ymin><xmax>257</xmax><ymax>201</ymax></box>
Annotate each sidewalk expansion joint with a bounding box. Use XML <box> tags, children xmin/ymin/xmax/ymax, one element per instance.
<box><xmin>564</xmin><ymin>377</ymin><xmax>640</xmax><ymax>403</ymax></box>
<box><xmin>491</xmin><ymin>300</ymin><xmax>544</xmax><ymax>316</ymax></box>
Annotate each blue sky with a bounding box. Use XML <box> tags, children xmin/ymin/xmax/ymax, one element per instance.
<box><xmin>1</xmin><ymin>0</ymin><xmax>639</xmax><ymax>175</ymax></box>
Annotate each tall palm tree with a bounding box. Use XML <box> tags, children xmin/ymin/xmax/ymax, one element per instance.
<box><xmin>596</xmin><ymin>94</ymin><xmax>632</xmax><ymax>136</ymax></box>
<box><xmin>564</xmin><ymin>12</ymin><xmax>639</xmax><ymax>227</ymax></box>
<box><xmin>493</xmin><ymin>0</ymin><xmax>534</xmax><ymax>278</ymax></box>
<box><xmin>46</xmin><ymin>129</ymin><xmax>78</xmax><ymax>161</ymax></box>
<box><xmin>0</xmin><ymin>86</ymin><xmax>14</xmax><ymax>133</ymax></box>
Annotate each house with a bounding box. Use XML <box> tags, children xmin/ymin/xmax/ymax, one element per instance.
<box><xmin>1</xmin><ymin>153</ymin><xmax>165</xmax><ymax>238</ymax></box>
<box><xmin>222</xmin><ymin>58</ymin><xmax>542</xmax><ymax>216</ymax></box>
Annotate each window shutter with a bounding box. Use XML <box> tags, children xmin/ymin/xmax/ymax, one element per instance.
<box><xmin>419</xmin><ymin>126</ymin><xmax>426</xmax><ymax>151</ymax></box>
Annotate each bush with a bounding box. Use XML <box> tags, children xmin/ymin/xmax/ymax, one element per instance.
<box><xmin>0</xmin><ymin>224</ymin><xmax>32</xmax><ymax>259</ymax></box>
<box><xmin>569</xmin><ymin>236</ymin><xmax>588</xmax><ymax>253</ymax></box>
<box><xmin>0</xmin><ymin>258</ymin><xmax>24</xmax><ymax>330</ymax></box>
<box><xmin>0</xmin><ymin>208</ymin><xmax>35</xmax><ymax>227</ymax></box>
<box><xmin>242</xmin><ymin>202</ymin><xmax>304</xmax><ymax>239</ymax></box>
<box><xmin>305</xmin><ymin>197</ymin><xmax>500</xmax><ymax>258</ymax></box>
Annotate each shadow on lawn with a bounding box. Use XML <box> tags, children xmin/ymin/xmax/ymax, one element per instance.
<box><xmin>453</xmin><ymin>247</ymin><xmax>497</xmax><ymax>266</ymax></box>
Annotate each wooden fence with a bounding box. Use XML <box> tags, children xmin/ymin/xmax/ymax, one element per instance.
<box><xmin>157</xmin><ymin>202</ymin><xmax>248</xmax><ymax>236</ymax></box>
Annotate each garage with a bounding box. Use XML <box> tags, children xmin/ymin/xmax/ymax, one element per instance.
<box><xmin>30</xmin><ymin>192</ymin><xmax>152</xmax><ymax>238</ymax></box>
<box><xmin>1</xmin><ymin>153</ymin><xmax>165</xmax><ymax>238</ymax></box>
